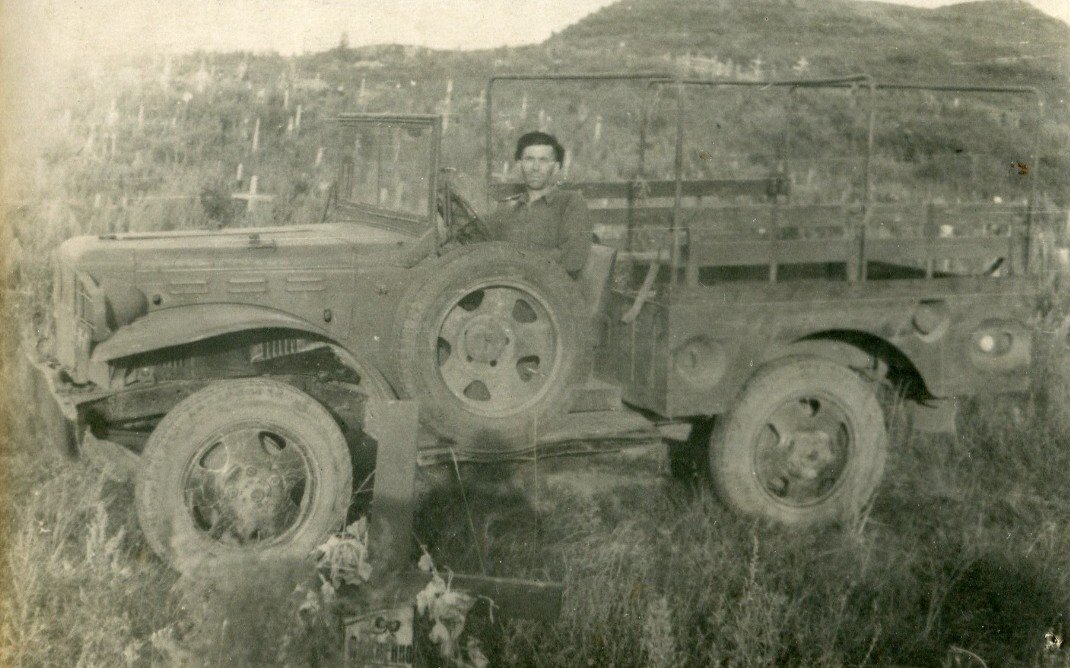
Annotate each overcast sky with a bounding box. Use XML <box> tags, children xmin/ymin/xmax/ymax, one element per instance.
<box><xmin>4</xmin><ymin>0</ymin><xmax>1068</xmax><ymax>57</ymax></box>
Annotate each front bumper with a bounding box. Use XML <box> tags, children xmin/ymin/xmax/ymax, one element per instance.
<box><xmin>24</xmin><ymin>351</ymin><xmax>83</xmax><ymax>458</ymax></box>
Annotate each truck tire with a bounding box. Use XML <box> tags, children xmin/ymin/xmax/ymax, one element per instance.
<box><xmin>396</xmin><ymin>242</ymin><xmax>591</xmax><ymax>452</ymax></box>
<box><xmin>135</xmin><ymin>379</ymin><xmax>352</xmax><ymax>571</ymax></box>
<box><xmin>708</xmin><ymin>355</ymin><xmax>887</xmax><ymax>525</ymax></box>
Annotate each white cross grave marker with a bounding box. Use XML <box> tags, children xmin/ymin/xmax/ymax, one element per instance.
<box><xmin>232</xmin><ymin>175</ymin><xmax>274</xmax><ymax>212</ymax></box>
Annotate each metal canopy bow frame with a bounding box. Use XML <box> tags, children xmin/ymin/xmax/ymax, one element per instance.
<box><xmin>484</xmin><ymin>73</ymin><xmax>1043</xmax><ymax>284</ymax></box>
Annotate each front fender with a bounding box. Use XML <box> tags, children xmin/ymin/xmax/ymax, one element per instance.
<box><xmin>90</xmin><ymin>303</ymin><xmax>332</xmax><ymax>363</ymax></box>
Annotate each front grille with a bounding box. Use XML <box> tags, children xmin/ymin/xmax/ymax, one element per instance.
<box><xmin>53</xmin><ymin>264</ymin><xmax>99</xmax><ymax>383</ymax></box>
<box><xmin>253</xmin><ymin>338</ymin><xmax>305</xmax><ymax>363</ymax></box>
<box><xmin>74</xmin><ymin>278</ymin><xmax>95</xmax><ymax>332</ymax></box>
<box><xmin>53</xmin><ymin>264</ymin><xmax>77</xmax><ymax>370</ymax></box>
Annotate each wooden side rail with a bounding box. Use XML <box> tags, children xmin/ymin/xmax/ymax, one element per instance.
<box><xmin>588</xmin><ymin>207</ymin><xmax>672</xmax><ymax>227</ymax></box>
<box><xmin>868</xmin><ymin>203</ymin><xmax>1028</xmax><ymax>235</ymax></box>
<box><xmin>488</xmin><ymin>177</ymin><xmax>790</xmax><ymax>202</ymax></box>
<box><xmin>590</xmin><ymin>205</ymin><xmax>849</xmax><ymax>236</ymax></box>
<box><xmin>866</xmin><ymin>236</ymin><xmax>1013</xmax><ymax>262</ymax></box>
<box><xmin>683</xmin><ymin>232</ymin><xmax>1015</xmax><ymax>282</ymax></box>
<box><xmin>688</xmin><ymin>232</ymin><xmax>854</xmax><ymax>267</ymax></box>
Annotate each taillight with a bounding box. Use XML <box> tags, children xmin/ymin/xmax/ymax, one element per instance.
<box><xmin>968</xmin><ymin>321</ymin><xmax>1030</xmax><ymax>371</ymax></box>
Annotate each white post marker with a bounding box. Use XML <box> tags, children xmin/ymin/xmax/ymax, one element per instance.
<box><xmin>442</xmin><ymin>80</ymin><xmax>452</xmax><ymax>133</ymax></box>
<box><xmin>252</xmin><ymin>117</ymin><xmax>260</xmax><ymax>152</ymax></box>
<box><xmin>232</xmin><ymin>175</ymin><xmax>274</xmax><ymax>213</ymax></box>
<box><xmin>315</xmin><ymin>147</ymin><xmax>324</xmax><ymax>168</ymax></box>
<box><xmin>236</xmin><ymin>162</ymin><xmax>244</xmax><ymax>183</ymax></box>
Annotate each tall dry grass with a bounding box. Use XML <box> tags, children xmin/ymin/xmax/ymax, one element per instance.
<box><xmin>3</xmin><ymin>319</ymin><xmax>1067</xmax><ymax>666</ymax></box>
<box><xmin>409</xmin><ymin>323</ymin><xmax>1070</xmax><ymax>667</ymax></box>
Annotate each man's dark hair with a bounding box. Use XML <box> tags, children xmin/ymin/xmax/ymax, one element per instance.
<box><xmin>514</xmin><ymin>131</ymin><xmax>565</xmax><ymax>164</ymax></box>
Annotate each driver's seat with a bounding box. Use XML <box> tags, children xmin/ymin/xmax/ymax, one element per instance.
<box><xmin>578</xmin><ymin>243</ymin><xmax>617</xmax><ymax>319</ymax></box>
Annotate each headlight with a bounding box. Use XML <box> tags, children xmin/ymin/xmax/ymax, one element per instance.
<box><xmin>100</xmin><ymin>280</ymin><xmax>148</xmax><ymax>330</ymax></box>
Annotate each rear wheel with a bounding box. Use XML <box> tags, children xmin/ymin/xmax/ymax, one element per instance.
<box><xmin>709</xmin><ymin>356</ymin><xmax>887</xmax><ymax>525</ymax></box>
<box><xmin>135</xmin><ymin>379</ymin><xmax>352</xmax><ymax>570</ymax></box>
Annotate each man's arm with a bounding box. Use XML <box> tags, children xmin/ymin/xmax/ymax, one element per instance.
<box><xmin>556</xmin><ymin>192</ymin><xmax>592</xmax><ymax>275</ymax></box>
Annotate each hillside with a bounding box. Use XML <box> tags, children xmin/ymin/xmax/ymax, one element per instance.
<box><xmin>3</xmin><ymin>0</ymin><xmax>1068</xmax><ymax>265</ymax></box>
<box><xmin>294</xmin><ymin>0</ymin><xmax>1070</xmax><ymax>205</ymax></box>
<box><xmin>552</xmin><ymin>0</ymin><xmax>1070</xmax><ymax>86</ymax></box>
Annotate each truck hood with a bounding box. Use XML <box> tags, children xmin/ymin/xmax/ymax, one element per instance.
<box><xmin>57</xmin><ymin>222</ymin><xmax>424</xmax><ymax>278</ymax></box>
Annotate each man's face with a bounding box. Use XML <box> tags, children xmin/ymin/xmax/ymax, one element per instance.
<box><xmin>519</xmin><ymin>144</ymin><xmax>559</xmax><ymax>192</ymax></box>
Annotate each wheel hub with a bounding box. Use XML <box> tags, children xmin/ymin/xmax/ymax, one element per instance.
<box><xmin>435</xmin><ymin>286</ymin><xmax>560</xmax><ymax>414</ymax></box>
<box><xmin>224</xmin><ymin>466</ymin><xmax>291</xmax><ymax>536</ymax></box>
<box><xmin>185</xmin><ymin>428</ymin><xmax>307</xmax><ymax>545</ymax></box>
<box><xmin>755</xmin><ymin>396</ymin><xmax>850</xmax><ymax>505</ymax></box>
<box><xmin>783</xmin><ymin>430</ymin><xmax>835</xmax><ymax>480</ymax></box>
<box><xmin>461</xmin><ymin>316</ymin><xmax>511</xmax><ymax>364</ymax></box>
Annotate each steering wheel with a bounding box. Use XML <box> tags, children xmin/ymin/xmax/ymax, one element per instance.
<box><xmin>436</xmin><ymin>182</ymin><xmax>486</xmax><ymax>244</ymax></box>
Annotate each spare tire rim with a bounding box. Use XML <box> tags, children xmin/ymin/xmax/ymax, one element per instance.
<box><xmin>751</xmin><ymin>393</ymin><xmax>853</xmax><ymax>507</ymax></box>
<box><xmin>435</xmin><ymin>283</ymin><xmax>562</xmax><ymax>416</ymax></box>
<box><xmin>182</xmin><ymin>423</ymin><xmax>315</xmax><ymax>547</ymax></box>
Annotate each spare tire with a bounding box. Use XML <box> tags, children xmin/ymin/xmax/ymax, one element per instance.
<box><xmin>395</xmin><ymin>242</ymin><xmax>591</xmax><ymax>452</ymax></box>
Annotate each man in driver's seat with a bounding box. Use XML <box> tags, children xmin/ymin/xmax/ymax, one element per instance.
<box><xmin>482</xmin><ymin>131</ymin><xmax>591</xmax><ymax>278</ymax></box>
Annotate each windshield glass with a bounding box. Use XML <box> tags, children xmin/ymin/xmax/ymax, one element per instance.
<box><xmin>337</xmin><ymin>116</ymin><xmax>438</xmax><ymax>231</ymax></box>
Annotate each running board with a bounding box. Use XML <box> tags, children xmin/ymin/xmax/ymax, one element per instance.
<box><xmin>568</xmin><ymin>378</ymin><xmax>623</xmax><ymax>413</ymax></box>
<box><xmin>416</xmin><ymin>409</ymin><xmax>658</xmax><ymax>465</ymax></box>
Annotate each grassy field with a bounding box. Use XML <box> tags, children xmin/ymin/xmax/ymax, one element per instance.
<box><xmin>2</xmin><ymin>322</ymin><xmax>1070</xmax><ymax>666</ymax></box>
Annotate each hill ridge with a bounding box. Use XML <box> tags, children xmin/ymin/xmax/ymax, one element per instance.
<box><xmin>547</xmin><ymin>0</ymin><xmax>1069</xmax><ymax>86</ymax></box>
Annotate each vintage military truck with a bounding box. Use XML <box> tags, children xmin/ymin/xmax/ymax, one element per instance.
<box><xmin>27</xmin><ymin>73</ymin><xmax>1049</xmax><ymax>570</ymax></box>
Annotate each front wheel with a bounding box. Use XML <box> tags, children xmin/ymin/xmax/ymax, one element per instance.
<box><xmin>709</xmin><ymin>356</ymin><xmax>887</xmax><ymax>525</ymax></box>
<box><xmin>135</xmin><ymin>379</ymin><xmax>352</xmax><ymax>571</ymax></box>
